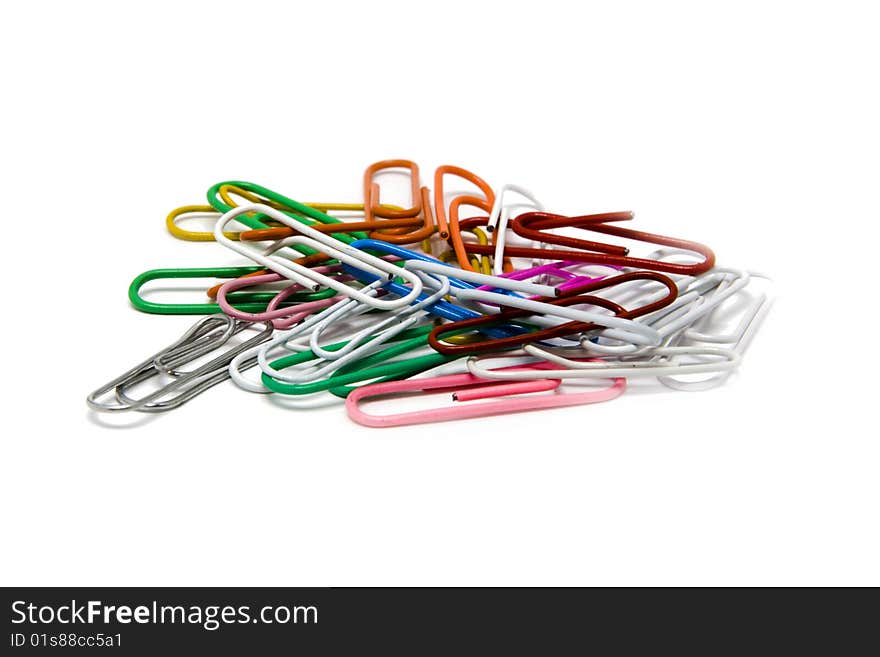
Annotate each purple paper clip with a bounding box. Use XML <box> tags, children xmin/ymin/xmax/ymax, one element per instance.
<box><xmin>476</xmin><ymin>260</ymin><xmax>621</xmax><ymax>299</ymax></box>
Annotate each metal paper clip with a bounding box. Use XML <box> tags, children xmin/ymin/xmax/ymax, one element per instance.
<box><xmin>87</xmin><ymin>316</ymin><xmax>273</xmax><ymax>413</ymax></box>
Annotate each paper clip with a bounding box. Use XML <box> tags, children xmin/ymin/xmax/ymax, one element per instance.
<box><xmin>467</xmin><ymin>274</ymin><xmax>772</xmax><ymax>384</ymax></box>
<box><xmin>87</xmin><ymin>316</ymin><xmax>273</xmax><ymax>413</ymax></box>
<box><xmin>364</xmin><ymin>159</ymin><xmax>423</xmax><ymax>219</ymax></box>
<box><xmin>215</xmin><ymin>269</ymin><xmax>352</xmax><ymax>328</ymax></box>
<box><xmin>485</xmin><ymin>183</ymin><xmax>544</xmax><ymax>274</ymax></box>
<box><xmin>346</xmin><ymin>361</ymin><xmax>626</xmax><ymax>427</ymax></box>
<box><xmin>255</xmin><ymin>278</ymin><xmax>453</xmax><ymax>386</ymax></box>
<box><xmin>417</xmin><ymin>269</ymin><xmax>678</xmax><ymax>354</ymax></box>
<box><xmin>446</xmin><ymin>194</ymin><xmax>495</xmax><ymax>271</ymax></box>
<box><xmin>237</xmin><ymin>161</ymin><xmax>434</xmax><ymax>244</ymax></box>
<box><xmin>464</xmin><ymin>345</ymin><xmax>736</xmax><ymax>382</ymax></box>
<box><xmin>128</xmin><ymin>266</ymin><xmax>335</xmax><ymax>315</ymax></box>
<box><xmin>206</xmin><ymin>180</ymin><xmax>368</xmax><ymax>248</ymax></box>
<box><xmin>215</xmin><ymin>203</ymin><xmax>426</xmax><ymax>307</ymax></box>
<box><xmin>433</xmin><ymin>165</ymin><xmax>495</xmax><ymax>240</ymax></box>
<box><xmin>257</xmin><ymin>325</ymin><xmax>457</xmax><ymax>397</ymax></box>
<box><xmin>512</xmin><ymin>211</ymin><xmax>715</xmax><ymax>275</ymax></box>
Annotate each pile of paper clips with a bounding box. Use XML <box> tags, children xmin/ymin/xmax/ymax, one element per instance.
<box><xmin>87</xmin><ymin>160</ymin><xmax>771</xmax><ymax>427</ymax></box>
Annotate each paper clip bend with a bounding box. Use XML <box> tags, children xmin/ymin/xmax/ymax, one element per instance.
<box><xmin>433</xmin><ymin>165</ymin><xmax>495</xmax><ymax>240</ymax></box>
<box><xmin>364</xmin><ymin>159</ymin><xmax>423</xmax><ymax>219</ymax></box>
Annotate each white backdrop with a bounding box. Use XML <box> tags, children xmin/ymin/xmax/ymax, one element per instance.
<box><xmin>1</xmin><ymin>1</ymin><xmax>877</xmax><ymax>586</ymax></box>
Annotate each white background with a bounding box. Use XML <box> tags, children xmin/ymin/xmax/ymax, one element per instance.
<box><xmin>1</xmin><ymin>1</ymin><xmax>878</xmax><ymax>586</ymax></box>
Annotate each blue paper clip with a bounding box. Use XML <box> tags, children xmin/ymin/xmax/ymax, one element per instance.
<box><xmin>344</xmin><ymin>240</ymin><xmax>526</xmax><ymax>337</ymax></box>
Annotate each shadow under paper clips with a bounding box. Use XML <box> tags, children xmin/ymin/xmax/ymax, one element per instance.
<box><xmin>85</xmin><ymin>409</ymin><xmax>162</xmax><ymax>430</ymax></box>
<box><xmin>264</xmin><ymin>390</ymin><xmax>345</xmax><ymax>410</ymax></box>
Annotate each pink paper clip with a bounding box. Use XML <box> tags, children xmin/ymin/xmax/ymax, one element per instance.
<box><xmin>216</xmin><ymin>269</ymin><xmax>349</xmax><ymax>329</ymax></box>
<box><xmin>346</xmin><ymin>361</ymin><xmax>626</xmax><ymax>428</ymax></box>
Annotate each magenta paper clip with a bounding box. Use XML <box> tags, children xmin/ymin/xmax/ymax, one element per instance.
<box><xmin>475</xmin><ymin>260</ymin><xmax>621</xmax><ymax>298</ymax></box>
<box><xmin>346</xmin><ymin>361</ymin><xmax>626</xmax><ymax>428</ymax></box>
